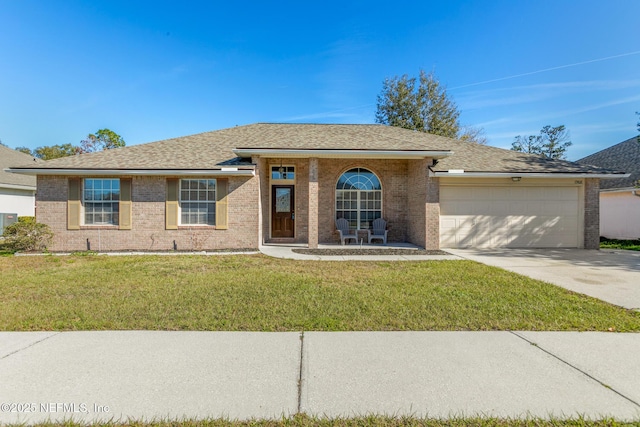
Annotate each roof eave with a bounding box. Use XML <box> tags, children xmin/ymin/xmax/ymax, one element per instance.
<box><xmin>6</xmin><ymin>168</ymin><xmax>256</xmax><ymax>177</ymax></box>
<box><xmin>0</xmin><ymin>182</ymin><xmax>36</xmax><ymax>191</ymax></box>
<box><xmin>433</xmin><ymin>171</ymin><xmax>630</xmax><ymax>179</ymax></box>
<box><xmin>600</xmin><ymin>186</ymin><xmax>639</xmax><ymax>193</ymax></box>
<box><xmin>232</xmin><ymin>148</ymin><xmax>453</xmax><ymax>159</ymax></box>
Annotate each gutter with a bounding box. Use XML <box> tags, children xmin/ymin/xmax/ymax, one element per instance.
<box><xmin>433</xmin><ymin>171</ymin><xmax>630</xmax><ymax>179</ymax></box>
<box><xmin>5</xmin><ymin>168</ymin><xmax>256</xmax><ymax>177</ymax></box>
<box><xmin>0</xmin><ymin>183</ymin><xmax>36</xmax><ymax>191</ymax></box>
<box><xmin>232</xmin><ymin>148</ymin><xmax>453</xmax><ymax>159</ymax></box>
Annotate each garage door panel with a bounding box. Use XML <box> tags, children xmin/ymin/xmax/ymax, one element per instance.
<box><xmin>440</xmin><ymin>185</ymin><xmax>580</xmax><ymax>248</ymax></box>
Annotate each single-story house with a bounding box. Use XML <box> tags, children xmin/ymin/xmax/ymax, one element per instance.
<box><xmin>6</xmin><ymin>123</ymin><xmax>626</xmax><ymax>251</ymax></box>
<box><xmin>0</xmin><ymin>145</ymin><xmax>37</xmax><ymax>231</ymax></box>
<box><xmin>577</xmin><ymin>136</ymin><xmax>640</xmax><ymax>240</ymax></box>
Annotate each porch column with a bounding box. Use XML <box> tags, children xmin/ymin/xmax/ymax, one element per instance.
<box><xmin>584</xmin><ymin>178</ymin><xmax>600</xmax><ymax>249</ymax></box>
<box><xmin>425</xmin><ymin>175</ymin><xmax>440</xmax><ymax>250</ymax></box>
<box><xmin>308</xmin><ymin>157</ymin><xmax>319</xmax><ymax>248</ymax></box>
<box><xmin>407</xmin><ymin>159</ymin><xmax>440</xmax><ymax>250</ymax></box>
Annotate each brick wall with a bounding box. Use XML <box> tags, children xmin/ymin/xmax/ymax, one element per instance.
<box><xmin>262</xmin><ymin>158</ymin><xmax>310</xmax><ymax>244</ymax></box>
<box><xmin>36</xmin><ymin>175</ymin><xmax>260</xmax><ymax>252</ymax></box>
<box><xmin>584</xmin><ymin>178</ymin><xmax>600</xmax><ymax>249</ymax></box>
<box><xmin>425</xmin><ymin>175</ymin><xmax>440</xmax><ymax>250</ymax></box>
<box><xmin>308</xmin><ymin>158</ymin><xmax>319</xmax><ymax>248</ymax></box>
<box><xmin>406</xmin><ymin>159</ymin><xmax>427</xmax><ymax>248</ymax></box>
<box><xmin>316</xmin><ymin>159</ymin><xmax>410</xmax><ymax>244</ymax></box>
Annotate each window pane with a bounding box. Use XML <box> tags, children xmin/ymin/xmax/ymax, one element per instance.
<box><xmin>335</xmin><ymin>169</ymin><xmax>382</xmax><ymax>230</ymax></box>
<box><xmin>83</xmin><ymin>179</ymin><xmax>120</xmax><ymax>225</ymax></box>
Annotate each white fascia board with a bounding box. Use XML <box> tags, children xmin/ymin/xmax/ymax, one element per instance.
<box><xmin>232</xmin><ymin>148</ymin><xmax>453</xmax><ymax>159</ymax></box>
<box><xmin>600</xmin><ymin>187</ymin><xmax>637</xmax><ymax>193</ymax></box>
<box><xmin>0</xmin><ymin>183</ymin><xmax>36</xmax><ymax>191</ymax></box>
<box><xmin>433</xmin><ymin>172</ymin><xmax>630</xmax><ymax>179</ymax></box>
<box><xmin>6</xmin><ymin>169</ymin><xmax>256</xmax><ymax>177</ymax></box>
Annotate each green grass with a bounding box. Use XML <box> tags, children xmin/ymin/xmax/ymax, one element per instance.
<box><xmin>9</xmin><ymin>415</ymin><xmax>637</xmax><ymax>427</ymax></box>
<box><xmin>1</xmin><ymin>254</ymin><xmax>639</xmax><ymax>331</ymax></box>
<box><xmin>600</xmin><ymin>237</ymin><xmax>640</xmax><ymax>251</ymax></box>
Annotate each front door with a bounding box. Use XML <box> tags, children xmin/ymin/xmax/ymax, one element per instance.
<box><xmin>272</xmin><ymin>185</ymin><xmax>294</xmax><ymax>238</ymax></box>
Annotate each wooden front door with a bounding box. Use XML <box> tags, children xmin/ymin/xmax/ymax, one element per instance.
<box><xmin>272</xmin><ymin>185</ymin><xmax>295</xmax><ymax>238</ymax></box>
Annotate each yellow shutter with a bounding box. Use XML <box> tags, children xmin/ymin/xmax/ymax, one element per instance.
<box><xmin>119</xmin><ymin>178</ymin><xmax>132</xmax><ymax>230</ymax></box>
<box><xmin>67</xmin><ymin>178</ymin><xmax>81</xmax><ymax>230</ymax></box>
<box><xmin>166</xmin><ymin>178</ymin><xmax>179</xmax><ymax>230</ymax></box>
<box><xmin>215</xmin><ymin>178</ymin><xmax>228</xmax><ymax>230</ymax></box>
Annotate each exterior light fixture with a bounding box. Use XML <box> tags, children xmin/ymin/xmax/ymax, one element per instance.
<box><xmin>512</xmin><ymin>177</ymin><xmax>522</xmax><ymax>182</ymax></box>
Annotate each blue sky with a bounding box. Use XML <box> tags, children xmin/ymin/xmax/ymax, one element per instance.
<box><xmin>1</xmin><ymin>0</ymin><xmax>638</xmax><ymax>161</ymax></box>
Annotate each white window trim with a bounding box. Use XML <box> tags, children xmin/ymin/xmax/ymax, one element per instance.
<box><xmin>82</xmin><ymin>178</ymin><xmax>120</xmax><ymax>226</ymax></box>
<box><xmin>335</xmin><ymin>168</ymin><xmax>383</xmax><ymax>230</ymax></box>
<box><xmin>178</xmin><ymin>178</ymin><xmax>217</xmax><ymax>226</ymax></box>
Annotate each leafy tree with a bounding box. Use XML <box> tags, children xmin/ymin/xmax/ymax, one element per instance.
<box><xmin>11</xmin><ymin>128</ymin><xmax>125</xmax><ymax>160</ymax></box>
<box><xmin>636</xmin><ymin>111</ymin><xmax>639</xmax><ymax>143</ymax></box>
<box><xmin>539</xmin><ymin>125</ymin><xmax>572</xmax><ymax>159</ymax></box>
<box><xmin>376</xmin><ymin>70</ymin><xmax>460</xmax><ymax>139</ymax></box>
<box><xmin>511</xmin><ymin>125</ymin><xmax>572</xmax><ymax>160</ymax></box>
<box><xmin>33</xmin><ymin>143</ymin><xmax>79</xmax><ymax>160</ymax></box>
<box><xmin>79</xmin><ymin>128</ymin><xmax>125</xmax><ymax>153</ymax></box>
<box><xmin>375</xmin><ymin>70</ymin><xmax>487</xmax><ymax>143</ymax></box>
<box><xmin>15</xmin><ymin>147</ymin><xmax>34</xmax><ymax>155</ymax></box>
<box><xmin>511</xmin><ymin>135</ymin><xmax>544</xmax><ymax>155</ymax></box>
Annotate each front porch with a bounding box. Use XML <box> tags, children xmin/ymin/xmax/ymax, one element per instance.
<box><xmin>256</xmin><ymin>156</ymin><xmax>441</xmax><ymax>250</ymax></box>
<box><xmin>259</xmin><ymin>241</ymin><xmax>456</xmax><ymax>261</ymax></box>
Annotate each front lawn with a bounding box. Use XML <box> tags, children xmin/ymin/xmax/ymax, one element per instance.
<box><xmin>1</xmin><ymin>254</ymin><xmax>639</xmax><ymax>331</ymax></box>
<box><xmin>600</xmin><ymin>237</ymin><xmax>640</xmax><ymax>251</ymax></box>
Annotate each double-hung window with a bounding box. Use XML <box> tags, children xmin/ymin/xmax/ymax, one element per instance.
<box><xmin>83</xmin><ymin>178</ymin><xmax>120</xmax><ymax>225</ymax></box>
<box><xmin>180</xmin><ymin>179</ymin><xmax>216</xmax><ymax>225</ymax></box>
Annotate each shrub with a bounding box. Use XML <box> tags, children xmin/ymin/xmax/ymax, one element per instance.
<box><xmin>1</xmin><ymin>217</ymin><xmax>53</xmax><ymax>252</ymax></box>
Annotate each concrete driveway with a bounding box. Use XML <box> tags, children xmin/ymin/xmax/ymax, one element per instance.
<box><xmin>446</xmin><ymin>248</ymin><xmax>640</xmax><ymax>310</ymax></box>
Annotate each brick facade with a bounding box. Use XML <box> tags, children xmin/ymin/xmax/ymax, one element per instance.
<box><xmin>584</xmin><ymin>178</ymin><xmax>600</xmax><ymax>249</ymax></box>
<box><xmin>307</xmin><ymin>158</ymin><xmax>319</xmax><ymax>248</ymax></box>
<box><xmin>37</xmin><ymin>162</ymin><xmax>593</xmax><ymax>251</ymax></box>
<box><xmin>316</xmin><ymin>159</ymin><xmax>412</xmax><ymax>244</ymax></box>
<box><xmin>37</xmin><ymin>158</ymin><xmax>439</xmax><ymax>251</ymax></box>
<box><xmin>37</xmin><ymin>175</ymin><xmax>260</xmax><ymax>252</ymax></box>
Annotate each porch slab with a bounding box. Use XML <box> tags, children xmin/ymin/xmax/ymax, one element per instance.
<box><xmin>259</xmin><ymin>244</ymin><xmax>460</xmax><ymax>261</ymax></box>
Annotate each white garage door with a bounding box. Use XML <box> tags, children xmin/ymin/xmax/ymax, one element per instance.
<box><xmin>440</xmin><ymin>185</ymin><xmax>580</xmax><ymax>248</ymax></box>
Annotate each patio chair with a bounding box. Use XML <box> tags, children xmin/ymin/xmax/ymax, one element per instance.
<box><xmin>335</xmin><ymin>218</ymin><xmax>357</xmax><ymax>245</ymax></box>
<box><xmin>367</xmin><ymin>218</ymin><xmax>388</xmax><ymax>244</ymax></box>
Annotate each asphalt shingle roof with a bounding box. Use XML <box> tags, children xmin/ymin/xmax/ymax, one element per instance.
<box><xmin>0</xmin><ymin>145</ymin><xmax>38</xmax><ymax>188</ymax></box>
<box><xmin>577</xmin><ymin>136</ymin><xmax>640</xmax><ymax>190</ymax></box>
<box><xmin>7</xmin><ymin>123</ymin><xmax>622</xmax><ymax>175</ymax></box>
<box><xmin>431</xmin><ymin>137</ymin><xmax>617</xmax><ymax>174</ymax></box>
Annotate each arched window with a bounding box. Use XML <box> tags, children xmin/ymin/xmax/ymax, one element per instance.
<box><xmin>336</xmin><ymin>168</ymin><xmax>382</xmax><ymax>230</ymax></box>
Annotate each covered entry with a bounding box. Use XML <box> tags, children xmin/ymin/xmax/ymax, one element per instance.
<box><xmin>272</xmin><ymin>185</ymin><xmax>295</xmax><ymax>238</ymax></box>
<box><xmin>439</xmin><ymin>182</ymin><xmax>582</xmax><ymax>248</ymax></box>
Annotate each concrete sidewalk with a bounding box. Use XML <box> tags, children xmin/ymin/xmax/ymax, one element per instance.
<box><xmin>1</xmin><ymin>331</ymin><xmax>639</xmax><ymax>424</ymax></box>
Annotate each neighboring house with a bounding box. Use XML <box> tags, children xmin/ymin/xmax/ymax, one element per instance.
<box><xmin>6</xmin><ymin>123</ymin><xmax>625</xmax><ymax>251</ymax></box>
<box><xmin>577</xmin><ymin>136</ymin><xmax>640</xmax><ymax>240</ymax></box>
<box><xmin>0</xmin><ymin>145</ymin><xmax>37</xmax><ymax>225</ymax></box>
